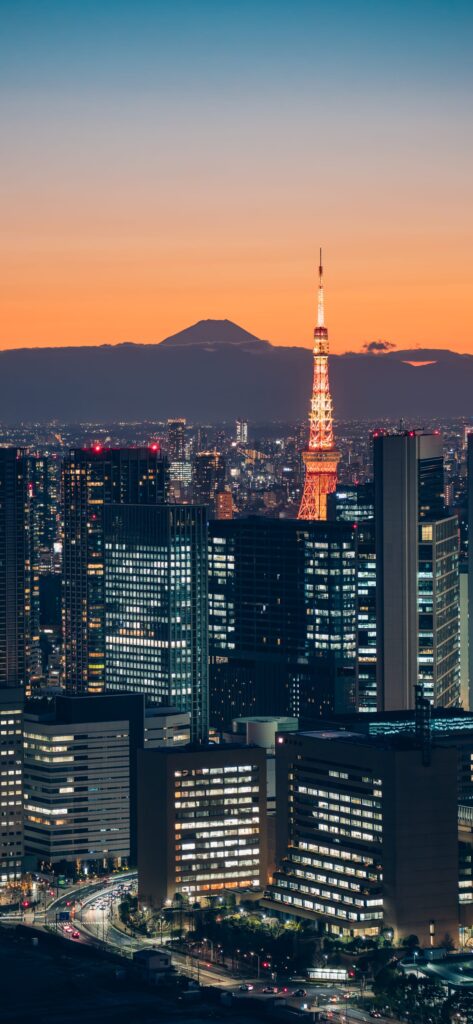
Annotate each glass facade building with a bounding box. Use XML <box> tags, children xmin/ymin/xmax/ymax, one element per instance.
<box><xmin>418</xmin><ymin>517</ymin><xmax>460</xmax><ymax>706</ymax></box>
<box><xmin>62</xmin><ymin>447</ymin><xmax>169</xmax><ymax>695</ymax></box>
<box><xmin>208</xmin><ymin>518</ymin><xmax>357</xmax><ymax>730</ymax></box>
<box><xmin>104</xmin><ymin>504</ymin><xmax>208</xmax><ymax>742</ymax></box>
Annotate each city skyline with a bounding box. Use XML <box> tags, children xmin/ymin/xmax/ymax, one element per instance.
<box><xmin>1</xmin><ymin>0</ymin><xmax>472</xmax><ymax>353</ymax></box>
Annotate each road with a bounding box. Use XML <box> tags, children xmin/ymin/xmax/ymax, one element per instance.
<box><xmin>14</xmin><ymin>874</ymin><xmax>398</xmax><ymax>1020</ymax></box>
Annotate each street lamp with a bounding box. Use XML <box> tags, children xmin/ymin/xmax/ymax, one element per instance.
<box><xmin>249</xmin><ymin>951</ymin><xmax>261</xmax><ymax>978</ymax></box>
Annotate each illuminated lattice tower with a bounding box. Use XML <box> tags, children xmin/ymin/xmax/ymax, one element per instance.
<box><xmin>298</xmin><ymin>252</ymin><xmax>340</xmax><ymax>520</ymax></box>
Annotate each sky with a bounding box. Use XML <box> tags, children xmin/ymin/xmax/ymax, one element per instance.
<box><xmin>1</xmin><ymin>0</ymin><xmax>472</xmax><ymax>353</ymax></box>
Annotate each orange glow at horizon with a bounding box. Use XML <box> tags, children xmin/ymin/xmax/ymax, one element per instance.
<box><xmin>2</xmin><ymin>240</ymin><xmax>473</xmax><ymax>355</ymax></box>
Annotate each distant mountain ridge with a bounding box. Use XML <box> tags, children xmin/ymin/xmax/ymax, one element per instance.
<box><xmin>0</xmin><ymin>320</ymin><xmax>472</xmax><ymax>423</ymax></box>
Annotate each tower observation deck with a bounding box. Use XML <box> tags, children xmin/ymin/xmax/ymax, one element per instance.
<box><xmin>298</xmin><ymin>251</ymin><xmax>340</xmax><ymax>520</ymax></box>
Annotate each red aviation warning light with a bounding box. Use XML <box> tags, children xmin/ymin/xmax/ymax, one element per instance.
<box><xmin>298</xmin><ymin>250</ymin><xmax>340</xmax><ymax>520</ymax></box>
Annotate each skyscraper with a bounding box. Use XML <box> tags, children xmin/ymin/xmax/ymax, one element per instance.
<box><xmin>215</xmin><ymin>489</ymin><xmax>233</xmax><ymax>520</ymax></box>
<box><xmin>0</xmin><ymin>448</ymin><xmax>30</xmax><ymax>691</ymax></box>
<box><xmin>375</xmin><ymin>431</ymin><xmax>459</xmax><ymax>710</ymax></box>
<box><xmin>235</xmin><ymin>418</ymin><xmax>248</xmax><ymax>444</ymax></box>
<box><xmin>192</xmin><ymin>450</ymin><xmax>225</xmax><ymax>509</ymax></box>
<box><xmin>166</xmin><ymin>418</ymin><xmax>186</xmax><ymax>462</ymax></box>
<box><xmin>327</xmin><ymin>482</ymin><xmax>374</xmax><ymax>523</ymax></box>
<box><xmin>0</xmin><ymin>688</ymin><xmax>23</xmax><ymax>886</ymax></box>
<box><xmin>298</xmin><ymin>252</ymin><xmax>340</xmax><ymax>521</ymax></box>
<box><xmin>104</xmin><ymin>504</ymin><xmax>209</xmax><ymax>742</ymax></box>
<box><xmin>62</xmin><ymin>447</ymin><xmax>169</xmax><ymax>694</ymax></box>
<box><xmin>208</xmin><ymin>517</ymin><xmax>357</xmax><ymax>730</ymax></box>
<box><xmin>467</xmin><ymin>434</ymin><xmax>473</xmax><ymax>710</ymax></box>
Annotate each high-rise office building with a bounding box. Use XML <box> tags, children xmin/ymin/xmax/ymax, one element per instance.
<box><xmin>418</xmin><ymin>517</ymin><xmax>459</xmax><ymax>707</ymax></box>
<box><xmin>266</xmin><ymin>728</ymin><xmax>459</xmax><ymax>946</ymax></box>
<box><xmin>62</xmin><ymin>447</ymin><xmax>168</xmax><ymax>695</ymax></box>
<box><xmin>166</xmin><ymin>419</ymin><xmax>187</xmax><ymax>462</ymax></box>
<box><xmin>27</xmin><ymin>454</ymin><xmax>61</xmax><ymax>686</ymax></box>
<box><xmin>317</xmin><ymin>705</ymin><xmax>473</xmax><ymax>931</ymax></box>
<box><xmin>356</xmin><ymin>523</ymin><xmax>377</xmax><ymax>712</ymax></box>
<box><xmin>374</xmin><ymin>432</ymin><xmax>459</xmax><ymax>710</ymax></box>
<box><xmin>327</xmin><ymin>482</ymin><xmax>374</xmax><ymax>524</ymax></box>
<box><xmin>467</xmin><ymin>434</ymin><xmax>473</xmax><ymax>709</ymax></box>
<box><xmin>235</xmin><ymin>419</ymin><xmax>248</xmax><ymax>445</ymax></box>
<box><xmin>208</xmin><ymin>518</ymin><xmax>357</xmax><ymax>730</ymax></box>
<box><xmin>27</xmin><ymin>453</ymin><xmax>61</xmax><ymax>554</ymax></box>
<box><xmin>215</xmin><ymin>489</ymin><xmax>233</xmax><ymax>520</ymax></box>
<box><xmin>104</xmin><ymin>504</ymin><xmax>209</xmax><ymax>742</ymax></box>
<box><xmin>327</xmin><ymin>483</ymin><xmax>376</xmax><ymax>713</ymax></box>
<box><xmin>192</xmin><ymin>451</ymin><xmax>225</xmax><ymax>509</ymax></box>
<box><xmin>0</xmin><ymin>448</ymin><xmax>30</xmax><ymax>692</ymax></box>
<box><xmin>0</xmin><ymin>688</ymin><xmax>23</xmax><ymax>886</ymax></box>
<box><xmin>137</xmin><ymin>743</ymin><xmax>267</xmax><ymax>907</ymax></box>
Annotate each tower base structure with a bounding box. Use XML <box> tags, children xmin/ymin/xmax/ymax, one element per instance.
<box><xmin>298</xmin><ymin>448</ymin><xmax>341</xmax><ymax>521</ymax></box>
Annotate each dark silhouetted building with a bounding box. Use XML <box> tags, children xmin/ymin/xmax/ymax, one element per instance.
<box><xmin>374</xmin><ymin>432</ymin><xmax>459</xmax><ymax>710</ymax></box>
<box><xmin>327</xmin><ymin>482</ymin><xmax>374</xmax><ymax>523</ymax></box>
<box><xmin>208</xmin><ymin>518</ymin><xmax>357</xmax><ymax>730</ymax></box>
<box><xmin>0</xmin><ymin>448</ymin><xmax>30</xmax><ymax>692</ymax></box>
<box><xmin>193</xmin><ymin>451</ymin><xmax>225</xmax><ymax>509</ymax></box>
<box><xmin>104</xmin><ymin>503</ymin><xmax>209</xmax><ymax>742</ymax></box>
<box><xmin>62</xmin><ymin>447</ymin><xmax>168</xmax><ymax>695</ymax></box>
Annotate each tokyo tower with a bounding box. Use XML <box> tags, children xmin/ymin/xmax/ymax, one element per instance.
<box><xmin>298</xmin><ymin>250</ymin><xmax>340</xmax><ymax>520</ymax></box>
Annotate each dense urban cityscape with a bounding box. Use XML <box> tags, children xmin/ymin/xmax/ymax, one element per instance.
<box><xmin>0</xmin><ymin>263</ymin><xmax>473</xmax><ymax>1024</ymax></box>
<box><xmin>3</xmin><ymin>1</ymin><xmax>473</xmax><ymax>1022</ymax></box>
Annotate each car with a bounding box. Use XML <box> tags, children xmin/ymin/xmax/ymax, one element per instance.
<box><xmin>292</xmin><ymin>989</ymin><xmax>307</xmax><ymax>998</ymax></box>
<box><xmin>370</xmin><ymin>1012</ymin><xmax>382</xmax><ymax>1019</ymax></box>
<box><xmin>238</xmin><ymin>984</ymin><xmax>254</xmax><ymax>992</ymax></box>
<box><xmin>71</xmin><ymin>930</ymin><xmax>80</xmax><ymax>939</ymax></box>
<box><xmin>262</xmin><ymin>986</ymin><xmax>278</xmax><ymax>994</ymax></box>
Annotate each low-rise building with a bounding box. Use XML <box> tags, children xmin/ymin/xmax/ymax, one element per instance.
<box><xmin>23</xmin><ymin>693</ymin><xmax>189</xmax><ymax>872</ymax></box>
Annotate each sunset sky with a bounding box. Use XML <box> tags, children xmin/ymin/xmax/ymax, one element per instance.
<box><xmin>1</xmin><ymin>0</ymin><xmax>472</xmax><ymax>353</ymax></box>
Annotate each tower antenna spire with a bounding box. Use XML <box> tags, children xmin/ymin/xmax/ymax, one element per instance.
<box><xmin>298</xmin><ymin>250</ymin><xmax>340</xmax><ymax>521</ymax></box>
<box><xmin>318</xmin><ymin>248</ymin><xmax>324</xmax><ymax>328</ymax></box>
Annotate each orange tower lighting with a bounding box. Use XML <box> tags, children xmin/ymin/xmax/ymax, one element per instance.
<box><xmin>298</xmin><ymin>250</ymin><xmax>340</xmax><ymax>520</ymax></box>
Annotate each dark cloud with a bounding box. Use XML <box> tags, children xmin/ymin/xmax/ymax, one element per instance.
<box><xmin>362</xmin><ymin>340</ymin><xmax>396</xmax><ymax>354</ymax></box>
